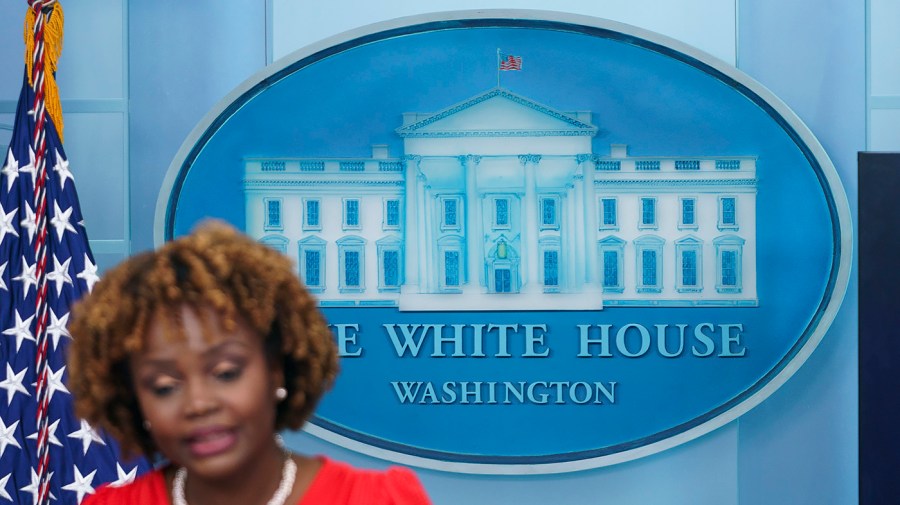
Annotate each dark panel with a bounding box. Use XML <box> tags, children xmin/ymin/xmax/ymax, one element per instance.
<box><xmin>859</xmin><ymin>152</ymin><xmax>900</xmax><ymax>505</ymax></box>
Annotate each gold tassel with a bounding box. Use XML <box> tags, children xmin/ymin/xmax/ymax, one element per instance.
<box><xmin>24</xmin><ymin>3</ymin><xmax>65</xmax><ymax>143</ymax></box>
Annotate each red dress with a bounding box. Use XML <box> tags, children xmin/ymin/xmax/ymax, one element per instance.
<box><xmin>84</xmin><ymin>457</ymin><xmax>431</xmax><ymax>505</ymax></box>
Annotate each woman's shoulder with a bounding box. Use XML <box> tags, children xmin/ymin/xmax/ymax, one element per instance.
<box><xmin>300</xmin><ymin>457</ymin><xmax>431</xmax><ymax>505</ymax></box>
<box><xmin>83</xmin><ymin>468</ymin><xmax>169</xmax><ymax>505</ymax></box>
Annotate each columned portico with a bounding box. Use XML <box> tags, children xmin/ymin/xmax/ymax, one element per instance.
<box><xmin>242</xmin><ymin>87</ymin><xmax>757</xmax><ymax>311</ymax></box>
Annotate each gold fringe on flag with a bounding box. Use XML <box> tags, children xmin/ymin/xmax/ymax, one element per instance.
<box><xmin>24</xmin><ymin>2</ymin><xmax>65</xmax><ymax>143</ymax></box>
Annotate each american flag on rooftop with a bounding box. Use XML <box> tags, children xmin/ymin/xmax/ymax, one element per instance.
<box><xmin>0</xmin><ymin>2</ymin><xmax>148</xmax><ymax>504</ymax></box>
<box><xmin>499</xmin><ymin>52</ymin><xmax>523</xmax><ymax>71</ymax></box>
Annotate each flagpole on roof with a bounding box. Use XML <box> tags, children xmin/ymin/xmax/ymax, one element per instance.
<box><xmin>496</xmin><ymin>48</ymin><xmax>501</xmax><ymax>88</ymax></box>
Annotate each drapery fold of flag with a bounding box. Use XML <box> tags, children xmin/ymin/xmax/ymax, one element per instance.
<box><xmin>499</xmin><ymin>53</ymin><xmax>523</xmax><ymax>71</ymax></box>
<box><xmin>0</xmin><ymin>2</ymin><xmax>148</xmax><ymax>504</ymax></box>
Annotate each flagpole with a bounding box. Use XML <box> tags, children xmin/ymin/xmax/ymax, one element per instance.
<box><xmin>496</xmin><ymin>48</ymin><xmax>500</xmax><ymax>88</ymax></box>
<box><xmin>28</xmin><ymin>2</ymin><xmax>57</xmax><ymax>502</ymax></box>
<box><xmin>1</xmin><ymin>2</ymin><xmax>150</xmax><ymax>503</ymax></box>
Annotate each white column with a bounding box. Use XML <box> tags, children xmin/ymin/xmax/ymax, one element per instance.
<box><xmin>463</xmin><ymin>155</ymin><xmax>483</xmax><ymax>291</ymax></box>
<box><xmin>566</xmin><ymin>182</ymin><xmax>577</xmax><ymax>291</ymax></box>
<box><xmin>582</xmin><ymin>155</ymin><xmax>598</xmax><ymax>285</ymax></box>
<box><xmin>417</xmin><ymin>170</ymin><xmax>429</xmax><ymax>293</ymax></box>
<box><xmin>424</xmin><ymin>183</ymin><xmax>436</xmax><ymax>293</ymax></box>
<box><xmin>404</xmin><ymin>155</ymin><xmax>421</xmax><ymax>291</ymax></box>
<box><xmin>519</xmin><ymin>154</ymin><xmax>541</xmax><ymax>293</ymax></box>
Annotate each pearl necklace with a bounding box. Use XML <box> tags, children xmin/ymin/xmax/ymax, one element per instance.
<box><xmin>172</xmin><ymin>456</ymin><xmax>297</xmax><ymax>505</ymax></box>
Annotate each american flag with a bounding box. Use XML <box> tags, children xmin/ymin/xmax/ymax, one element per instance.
<box><xmin>0</xmin><ymin>2</ymin><xmax>147</xmax><ymax>504</ymax></box>
<box><xmin>499</xmin><ymin>53</ymin><xmax>523</xmax><ymax>71</ymax></box>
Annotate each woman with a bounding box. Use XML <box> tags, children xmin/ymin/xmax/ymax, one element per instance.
<box><xmin>70</xmin><ymin>221</ymin><xmax>431</xmax><ymax>505</ymax></box>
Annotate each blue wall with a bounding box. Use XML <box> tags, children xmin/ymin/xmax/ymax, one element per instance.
<box><xmin>0</xmin><ymin>1</ymin><xmax>862</xmax><ymax>503</ymax></box>
<box><xmin>737</xmin><ymin>1</ymin><xmax>861</xmax><ymax>503</ymax></box>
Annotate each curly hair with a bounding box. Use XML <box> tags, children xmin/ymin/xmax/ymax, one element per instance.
<box><xmin>68</xmin><ymin>220</ymin><xmax>339</xmax><ymax>459</ymax></box>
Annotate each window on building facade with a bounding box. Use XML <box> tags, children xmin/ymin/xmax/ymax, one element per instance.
<box><xmin>543</xmin><ymin>249</ymin><xmax>559</xmax><ymax>288</ymax></box>
<box><xmin>384</xmin><ymin>199</ymin><xmax>401</xmax><ymax>230</ymax></box>
<box><xmin>642</xmin><ymin>250</ymin><xmax>658</xmax><ymax>286</ymax></box>
<box><xmin>344</xmin><ymin>251</ymin><xmax>361</xmax><ymax>287</ymax></box>
<box><xmin>675</xmin><ymin>236</ymin><xmax>703</xmax><ymax>293</ymax></box>
<box><xmin>377</xmin><ymin>237</ymin><xmax>402</xmax><ymax>292</ymax></box>
<box><xmin>494</xmin><ymin>197</ymin><xmax>510</xmax><ymax>229</ymax></box>
<box><xmin>635</xmin><ymin>235</ymin><xmax>664</xmax><ymax>293</ymax></box>
<box><xmin>304</xmin><ymin>199</ymin><xmax>321</xmax><ymax>230</ymax></box>
<box><xmin>344</xmin><ymin>199</ymin><xmax>360</xmax><ymax>229</ymax></box>
<box><xmin>599</xmin><ymin>198</ymin><xmax>617</xmax><ymax>229</ymax></box>
<box><xmin>719</xmin><ymin>196</ymin><xmax>738</xmax><ymax>230</ymax></box>
<box><xmin>298</xmin><ymin>237</ymin><xmax>326</xmax><ymax>292</ymax></box>
<box><xmin>441</xmin><ymin>197</ymin><xmax>461</xmax><ymax>230</ymax></box>
<box><xmin>540</xmin><ymin>196</ymin><xmax>559</xmax><ymax>229</ymax></box>
<box><xmin>539</xmin><ymin>236</ymin><xmax>560</xmax><ymax>292</ymax></box>
<box><xmin>680</xmin><ymin>198</ymin><xmax>697</xmax><ymax>229</ymax></box>
<box><xmin>640</xmin><ymin>198</ymin><xmax>657</xmax><ymax>229</ymax></box>
<box><xmin>337</xmin><ymin>236</ymin><xmax>365</xmax><ymax>292</ymax></box>
<box><xmin>714</xmin><ymin>235</ymin><xmax>744</xmax><ymax>293</ymax></box>
<box><xmin>383</xmin><ymin>250</ymin><xmax>400</xmax><ymax>288</ymax></box>
<box><xmin>264</xmin><ymin>198</ymin><xmax>282</xmax><ymax>230</ymax></box>
<box><xmin>603</xmin><ymin>251</ymin><xmax>619</xmax><ymax>289</ymax></box>
<box><xmin>598</xmin><ymin>236</ymin><xmax>625</xmax><ymax>293</ymax></box>
<box><xmin>721</xmin><ymin>250</ymin><xmax>737</xmax><ymax>286</ymax></box>
<box><xmin>682</xmin><ymin>250</ymin><xmax>697</xmax><ymax>286</ymax></box>
<box><xmin>305</xmin><ymin>250</ymin><xmax>322</xmax><ymax>287</ymax></box>
<box><xmin>438</xmin><ymin>236</ymin><xmax>464</xmax><ymax>292</ymax></box>
<box><xmin>444</xmin><ymin>250</ymin><xmax>460</xmax><ymax>287</ymax></box>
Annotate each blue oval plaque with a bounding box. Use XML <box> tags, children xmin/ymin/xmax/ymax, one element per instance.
<box><xmin>157</xmin><ymin>11</ymin><xmax>851</xmax><ymax>473</ymax></box>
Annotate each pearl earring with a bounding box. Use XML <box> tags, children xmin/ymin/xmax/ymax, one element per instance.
<box><xmin>143</xmin><ymin>420</ymin><xmax>151</xmax><ymax>431</ymax></box>
<box><xmin>275</xmin><ymin>387</ymin><xmax>287</xmax><ymax>401</ymax></box>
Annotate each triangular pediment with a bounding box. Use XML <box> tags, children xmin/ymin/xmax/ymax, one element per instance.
<box><xmin>675</xmin><ymin>235</ymin><xmax>703</xmax><ymax>245</ymax></box>
<box><xmin>397</xmin><ymin>88</ymin><xmax>597</xmax><ymax>138</ymax></box>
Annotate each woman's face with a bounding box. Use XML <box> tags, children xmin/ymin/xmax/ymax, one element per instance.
<box><xmin>130</xmin><ymin>305</ymin><xmax>282</xmax><ymax>479</ymax></box>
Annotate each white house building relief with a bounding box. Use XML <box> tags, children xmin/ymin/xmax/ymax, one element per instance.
<box><xmin>244</xmin><ymin>88</ymin><xmax>757</xmax><ymax>311</ymax></box>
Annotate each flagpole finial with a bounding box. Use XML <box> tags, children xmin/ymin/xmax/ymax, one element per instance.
<box><xmin>27</xmin><ymin>0</ymin><xmax>57</xmax><ymax>11</ymax></box>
